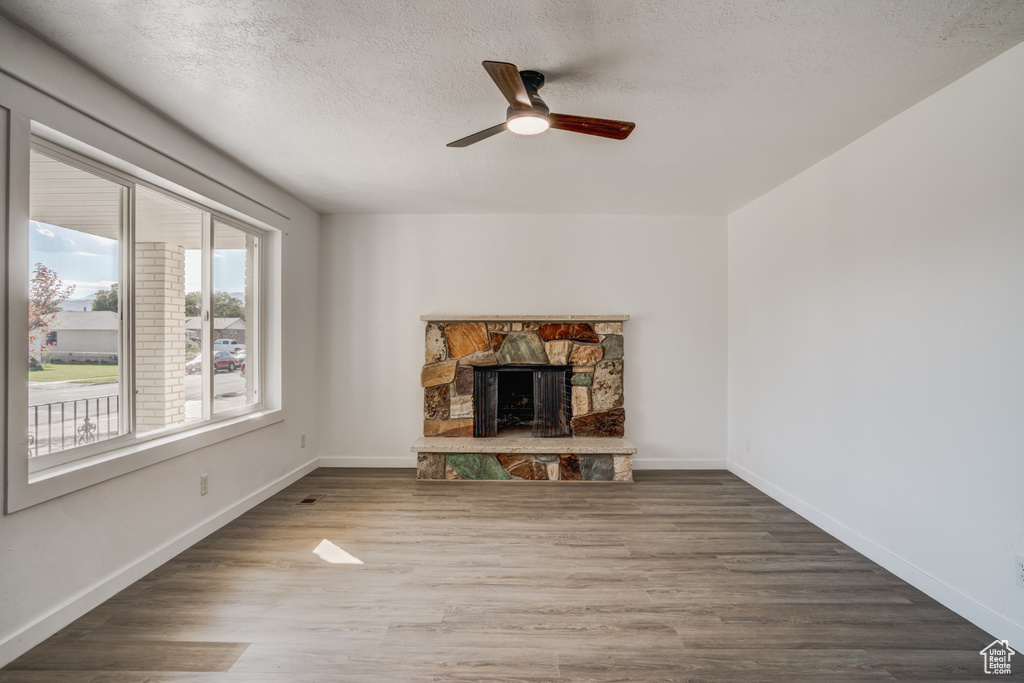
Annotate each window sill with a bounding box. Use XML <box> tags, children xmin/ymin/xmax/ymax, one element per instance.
<box><xmin>7</xmin><ymin>409</ymin><xmax>283</xmax><ymax>513</ymax></box>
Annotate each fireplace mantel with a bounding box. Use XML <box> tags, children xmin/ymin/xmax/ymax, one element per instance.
<box><xmin>421</xmin><ymin>314</ymin><xmax>629</xmax><ymax>323</ymax></box>
<box><xmin>416</xmin><ymin>315</ymin><xmax>632</xmax><ymax>481</ymax></box>
<box><xmin>412</xmin><ymin>436</ymin><xmax>638</xmax><ymax>455</ymax></box>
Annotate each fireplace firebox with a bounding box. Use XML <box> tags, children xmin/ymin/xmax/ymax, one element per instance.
<box><xmin>473</xmin><ymin>366</ymin><xmax>572</xmax><ymax>437</ymax></box>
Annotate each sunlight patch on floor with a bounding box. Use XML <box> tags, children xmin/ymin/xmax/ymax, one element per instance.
<box><xmin>313</xmin><ymin>539</ymin><xmax>363</xmax><ymax>564</ymax></box>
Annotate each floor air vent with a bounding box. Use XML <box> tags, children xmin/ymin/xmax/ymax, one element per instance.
<box><xmin>297</xmin><ymin>495</ymin><xmax>323</xmax><ymax>505</ymax></box>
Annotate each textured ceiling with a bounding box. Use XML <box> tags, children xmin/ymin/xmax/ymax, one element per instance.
<box><xmin>3</xmin><ymin>1</ymin><xmax>1024</xmax><ymax>215</ymax></box>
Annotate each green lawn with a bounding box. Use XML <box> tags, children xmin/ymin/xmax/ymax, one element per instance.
<box><xmin>28</xmin><ymin>364</ymin><xmax>119</xmax><ymax>383</ymax></box>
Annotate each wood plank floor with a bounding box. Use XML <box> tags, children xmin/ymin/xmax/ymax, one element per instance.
<box><xmin>1</xmin><ymin>469</ymin><xmax>996</xmax><ymax>682</ymax></box>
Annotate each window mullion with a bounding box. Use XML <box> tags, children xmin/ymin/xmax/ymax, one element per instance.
<box><xmin>201</xmin><ymin>211</ymin><xmax>214</xmax><ymax>422</ymax></box>
<box><xmin>252</xmin><ymin>240</ymin><xmax>260</xmax><ymax>403</ymax></box>
<box><xmin>123</xmin><ymin>184</ymin><xmax>136</xmax><ymax>438</ymax></box>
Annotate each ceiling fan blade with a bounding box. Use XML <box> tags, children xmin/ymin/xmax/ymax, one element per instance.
<box><xmin>482</xmin><ymin>61</ymin><xmax>533</xmax><ymax>110</ymax></box>
<box><xmin>549</xmin><ymin>113</ymin><xmax>636</xmax><ymax>140</ymax></box>
<box><xmin>446</xmin><ymin>122</ymin><xmax>508</xmax><ymax>148</ymax></box>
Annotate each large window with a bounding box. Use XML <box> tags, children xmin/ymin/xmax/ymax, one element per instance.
<box><xmin>23</xmin><ymin>140</ymin><xmax>263</xmax><ymax>476</ymax></box>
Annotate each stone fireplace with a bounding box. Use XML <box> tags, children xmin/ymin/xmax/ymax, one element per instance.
<box><xmin>413</xmin><ymin>315</ymin><xmax>635</xmax><ymax>482</ymax></box>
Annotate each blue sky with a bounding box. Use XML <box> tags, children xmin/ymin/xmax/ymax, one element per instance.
<box><xmin>31</xmin><ymin>221</ymin><xmax>246</xmax><ymax>298</ymax></box>
<box><xmin>31</xmin><ymin>221</ymin><xmax>117</xmax><ymax>298</ymax></box>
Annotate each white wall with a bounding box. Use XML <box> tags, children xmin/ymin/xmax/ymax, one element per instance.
<box><xmin>728</xmin><ymin>41</ymin><xmax>1024</xmax><ymax>647</ymax></box>
<box><xmin>319</xmin><ymin>214</ymin><xmax>727</xmax><ymax>469</ymax></box>
<box><xmin>0</xmin><ymin>18</ymin><xmax>321</xmax><ymax>664</ymax></box>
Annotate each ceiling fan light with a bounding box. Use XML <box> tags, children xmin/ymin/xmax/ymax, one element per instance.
<box><xmin>507</xmin><ymin>113</ymin><xmax>550</xmax><ymax>135</ymax></box>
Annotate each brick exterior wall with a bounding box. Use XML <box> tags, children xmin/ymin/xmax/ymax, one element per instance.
<box><xmin>135</xmin><ymin>242</ymin><xmax>186</xmax><ymax>432</ymax></box>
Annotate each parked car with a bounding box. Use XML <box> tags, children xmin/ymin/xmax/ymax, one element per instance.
<box><xmin>235</xmin><ymin>350</ymin><xmax>246</xmax><ymax>376</ymax></box>
<box><xmin>185</xmin><ymin>350</ymin><xmax>238</xmax><ymax>374</ymax></box>
<box><xmin>212</xmin><ymin>339</ymin><xmax>245</xmax><ymax>354</ymax></box>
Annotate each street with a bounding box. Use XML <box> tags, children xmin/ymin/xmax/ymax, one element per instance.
<box><xmin>29</xmin><ymin>370</ymin><xmax>248</xmax><ymax>405</ymax></box>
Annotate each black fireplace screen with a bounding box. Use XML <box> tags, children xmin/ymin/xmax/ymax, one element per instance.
<box><xmin>473</xmin><ymin>366</ymin><xmax>572</xmax><ymax>437</ymax></box>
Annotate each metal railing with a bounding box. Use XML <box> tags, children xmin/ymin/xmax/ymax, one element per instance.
<box><xmin>28</xmin><ymin>395</ymin><xmax>119</xmax><ymax>458</ymax></box>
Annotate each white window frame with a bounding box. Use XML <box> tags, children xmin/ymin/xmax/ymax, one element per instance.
<box><xmin>5</xmin><ymin>124</ymin><xmax>281</xmax><ymax>513</ymax></box>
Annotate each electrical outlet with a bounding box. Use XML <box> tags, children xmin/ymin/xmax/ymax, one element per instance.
<box><xmin>1015</xmin><ymin>554</ymin><xmax>1024</xmax><ymax>589</ymax></box>
<box><xmin>200</xmin><ymin>473</ymin><xmax>209</xmax><ymax>496</ymax></box>
<box><xmin>301</xmin><ymin>433</ymin><xmax>306</xmax><ymax>448</ymax></box>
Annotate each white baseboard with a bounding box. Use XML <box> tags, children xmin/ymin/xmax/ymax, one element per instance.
<box><xmin>633</xmin><ymin>458</ymin><xmax>727</xmax><ymax>470</ymax></box>
<box><xmin>728</xmin><ymin>460</ymin><xmax>1024</xmax><ymax>650</ymax></box>
<box><xmin>319</xmin><ymin>455</ymin><xmax>415</xmax><ymax>468</ymax></box>
<box><xmin>0</xmin><ymin>458</ymin><xmax>319</xmax><ymax>667</ymax></box>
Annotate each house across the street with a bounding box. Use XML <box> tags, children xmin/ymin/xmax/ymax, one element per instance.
<box><xmin>184</xmin><ymin>317</ymin><xmax>246</xmax><ymax>344</ymax></box>
<box><xmin>36</xmin><ymin>310</ymin><xmax>118</xmax><ymax>363</ymax></box>
<box><xmin>30</xmin><ymin>312</ymin><xmax>246</xmax><ymax>364</ymax></box>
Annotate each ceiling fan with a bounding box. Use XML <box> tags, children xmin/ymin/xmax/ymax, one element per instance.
<box><xmin>447</xmin><ymin>61</ymin><xmax>636</xmax><ymax>147</ymax></box>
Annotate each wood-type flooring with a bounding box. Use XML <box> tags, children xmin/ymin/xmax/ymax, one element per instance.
<box><xmin>1</xmin><ymin>469</ymin><xmax>998</xmax><ymax>681</ymax></box>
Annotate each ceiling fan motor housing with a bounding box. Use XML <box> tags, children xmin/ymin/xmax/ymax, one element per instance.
<box><xmin>508</xmin><ymin>70</ymin><xmax>549</xmax><ymax>119</ymax></box>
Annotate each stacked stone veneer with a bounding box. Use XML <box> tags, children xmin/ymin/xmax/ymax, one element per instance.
<box><xmin>418</xmin><ymin>318</ymin><xmax>630</xmax><ymax>482</ymax></box>
<box><xmin>422</xmin><ymin>320</ymin><xmax>625</xmax><ymax>437</ymax></box>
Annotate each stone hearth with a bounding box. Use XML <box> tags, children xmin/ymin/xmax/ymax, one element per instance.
<box><xmin>415</xmin><ymin>315</ymin><xmax>633</xmax><ymax>482</ymax></box>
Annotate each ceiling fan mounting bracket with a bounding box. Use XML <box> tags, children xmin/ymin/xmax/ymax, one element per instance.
<box><xmin>518</xmin><ymin>70</ymin><xmax>545</xmax><ymax>92</ymax></box>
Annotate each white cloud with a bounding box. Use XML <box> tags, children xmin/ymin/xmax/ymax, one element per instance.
<box><xmin>61</xmin><ymin>279</ymin><xmax>117</xmax><ymax>297</ymax></box>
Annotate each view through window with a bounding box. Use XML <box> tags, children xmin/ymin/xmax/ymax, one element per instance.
<box><xmin>28</xmin><ymin>149</ymin><xmax>127</xmax><ymax>463</ymax></box>
<box><xmin>213</xmin><ymin>219</ymin><xmax>258</xmax><ymax>414</ymax></box>
<box><xmin>135</xmin><ymin>185</ymin><xmax>204</xmax><ymax>433</ymax></box>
